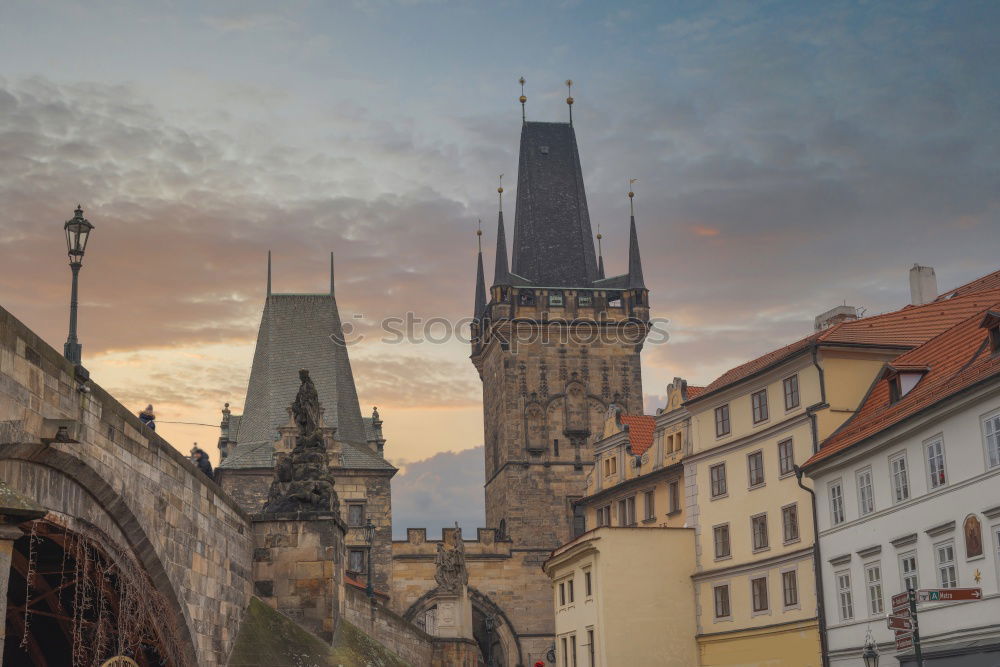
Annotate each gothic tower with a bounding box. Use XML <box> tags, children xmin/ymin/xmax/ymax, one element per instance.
<box><xmin>471</xmin><ymin>116</ymin><xmax>650</xmax><ymax>553</ymax></box>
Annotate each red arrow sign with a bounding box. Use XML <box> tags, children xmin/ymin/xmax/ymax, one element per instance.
<box><xmin>917</xmin><ymin>587</ymin><xmax>982</xmax><ymax>602</ymax></box>
<box><xmin>896</xmin><ymin>634</ymin><xmax>913</xmax><ymax>651</ymax></box>
<box><xmin>891</xmin><ymin>592</ymin><xmax>910</xmax><ymax>609</ymax></box>
<box><xmin>887</xmin><ymin>615</ymin><xmax>913</xmax><ymax>631</ymax></box>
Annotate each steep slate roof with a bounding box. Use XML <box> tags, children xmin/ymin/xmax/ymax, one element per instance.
<box><xmin>805</xmin><ymin>302</ymin><xmax>1000</xmax><ymax>467</ymax></box>
<box><xmin>511</xmin><ymin>121</ymin><xmax>599</xmax><ymax>287</ymax></box>
<box><xmin>619</xmin><ymin>414</ymin><xmax>655</xmax><ymax>456</ymax></box>
<box><xmin>689</xmin><ymin>286</ymin><xmax>1000</xmax><ymax>401</ymax></box>
<box><xmin>220</xmin><ymin>291</ymin><xmax>369</xmax><ymax>470</ymax></box>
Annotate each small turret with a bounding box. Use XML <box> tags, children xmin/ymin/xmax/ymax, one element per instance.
<box><xmin>493</xmin><ymin>181</ymin><xmax>510</xmax><ymax>286</ymax></box>
<box><xmin>474</xmin><ymin>221</ymin><xmax>487</xmax><ymax>321</ymax></box>
<box><xmin>626</xmin><ymin>188</ymin><xmax>646</xmax><ymax>290</ymax></box>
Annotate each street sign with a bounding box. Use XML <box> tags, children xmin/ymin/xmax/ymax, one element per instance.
<box><xmin>917</xmin><ymin>587</ymin><xmax>982</xmax><ymax>602</ymax></box>
<box><xmin>891</xmin><ymin>592</ymin><xmax>910</xmax><ymax>609</ymax></box>
<box><xmin>896</xmin><ymin>634</ymin><xmax>913</xmax><ymax>651</ymax></box>
<box><xmin>887</xmin><ymin>615</ymin><xmax>913</xmax><ymax>631</ymax></box>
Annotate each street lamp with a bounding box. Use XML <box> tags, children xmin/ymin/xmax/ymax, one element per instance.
<box><xmin>363</xmin><ymin>517</ymin><xmax>376</xmax><ymax>598</ymax></box>
<box><xmin>862</xmin><ymin>630</ymin><xmax>879</xmax><ymax>667</ymax></box>
<box><xmin>63</xmin><ymin>205</ymin><xmax>94</xmax><ymax>365</ymax></box>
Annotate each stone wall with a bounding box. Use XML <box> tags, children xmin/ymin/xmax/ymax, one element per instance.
<box><xmin>216</xmin><ymin>467</ymin><xmax>270</xmax><ymax>512</ymax></box>
<box><xmin>0</xmin><ymin>304</ymin><xmax>253</xmax><ymax>667</ymax></box>
<box><xmin>342</xmin><ymin>583</ymin><xmax>435</xmax><ymax>666</ymax></box>
<box><xmin>251</xmin><ymin>513</ymin><xmax>345</xmax><ymax>641</ymax></box>
<box><xmin>336</xmin><ymin>468</ymin><xmax>394</xmax><ymax>593</ymax></box>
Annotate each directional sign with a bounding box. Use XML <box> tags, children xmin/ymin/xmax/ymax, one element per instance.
<box><xmin>917</xmin><ymin>587</ymin><xmax>982</xmax><ymax>602</ymax></box>
<box><xmin>891</xmin><ymin>592</ymin><xmax>910</xmax><ymax>609</ymax></box>
<box><xmin>887</xmin><ymin>615</ymin><xmax>913</xmax><ymax>631</ymax></box>
<box><xmin>896</xmin><ymin>634</ymin><xmax>913</xmax><ymax>651</ymax></box>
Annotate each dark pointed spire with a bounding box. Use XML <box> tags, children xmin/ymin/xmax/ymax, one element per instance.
<box><xmin>626</xmin><ymin>187</ymin><xmax>646</xmax><ymax>290</ymax></box>
<box><xmin>474</xmin><ymin>220</ymin><xmax>487</xmax><ymax>320</ymax></box>
<box><xmin>596</xmin><ymin>224</ymin><xmax>605</xmax><ymax>279</ymax></box>
<box><xmin>493</xmin><ymin>179</ymin><xmax>510</xmax><ymax>285</ymax></box>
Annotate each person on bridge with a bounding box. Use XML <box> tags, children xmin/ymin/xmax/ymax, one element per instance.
<box><xmin>138</xmin><ymin>404</ymin><xmax>156</xmax><ymax>431</ymax></box>
<box><xmin>190</xmin><ymin>445</ymin><xmax>214</xmax><ymax>481</ymax></box>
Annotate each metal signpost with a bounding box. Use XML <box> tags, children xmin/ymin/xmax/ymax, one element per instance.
<box><xmin>887</xmin><ymin>588</ymin><xmax>983</xmax><ymax>666</ymax></box>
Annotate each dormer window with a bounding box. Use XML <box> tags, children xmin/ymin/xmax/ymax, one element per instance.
<box><xmin>983</xmin><ymin>311</ymin><xmax>1000</xmax><ymax>354</ymax></box>
<box><xmin>577</xmin><ymin>293</ymin><xmax>592</xmax><ymax>307</ymax></box>
<box><xmin>887</xmin><ymin>368</ymin><xmax>927</xmax><ymax>403</ymax></box>
<box><xmin>548</xmin><ymin>291</ymin><xmax>564</xmax><ymax>307</ymax></box>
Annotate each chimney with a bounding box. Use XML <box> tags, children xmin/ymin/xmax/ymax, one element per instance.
<box><xmin>815</xmin><ymin>305</ymin><xmax>859</xmax><ymax>331</ymax></box>
<box><xmin>909</xmin><ymin>264</ymin><xmax>937</xmax><ymax>305</ymax></box>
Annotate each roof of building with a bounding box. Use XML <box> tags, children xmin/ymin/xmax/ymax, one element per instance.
<box><xmin>689</xmin><ymin>285</ymin><xmax>1000</xmax><ymax>401</ymax></box>
<box><xmin>238</xmin><ymin>292</ymin><xmax>367</xmax><ymax>446</ymax></box>
<box><xmin>219</xmin><ymin>438</ymin><xmax>395</xmax><ymax>472</ymax></box>
<box><xmin>685</xmin><ymin>386</ymin><xmax>706</xmax><ymax>400</ymax></box>
<box><xmin>619</xmin><ymin>414</ymin><xmax>655</xmax><ymax>456</ymax></box>
<box><xmin>511</xmin><ymin>121</ymin><xmax>600</xmax><ymax>287</ymax></box>
<box><xmin>805</xmin><ymin>302</ymin><xmax>1000</xmax><ymax>468</ymax></box>
<box><xmin>935</xmin><ymin>268</ymin><xmax>1000</xmax><ymax>301</ymax></box>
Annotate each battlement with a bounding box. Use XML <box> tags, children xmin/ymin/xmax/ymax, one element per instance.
<box><xmin>392</xmin><ymin>527</ymin><xmax>513</xmax><ymax>560</ymax></box>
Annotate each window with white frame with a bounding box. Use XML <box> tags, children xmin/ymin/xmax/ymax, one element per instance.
<box><xmin>715</xmin><ymin>405</ymin><xmax>731</xmax><ymax>437</ymax></box>
<box><xmin>751</xmin><ymin>389</ymin><xmax>769</xmax><ymax>423</ymax></box>
<box><xmin>829</xmin><ymin>480</ymin><xmax>846</xmax><ymax>525</ymax></box>
<box><xmin>710</xmin><ymin>462</ymin><xmax>728</xmax><ymax>498</ymax></box>
<box><xmin>783</xmin><ymin>374</ymin><xmax>800</xmax><ymax>410</ymax></box>
<box><xmin>900</xmin><ymin>552</ymin><xmax>919</xmax><ymax>592</ymax></box>
<box><xmin>890</xmin><ymin>453</ymin><xmax>910</xmax><ymax>503</ymax></box>
<box><xmin>925</xmin><ymin>438</ymin><xmax>946</xmax><ymax>489</ymax></box>
<box><xmin>596</xmin><ymin>505</ymin><xmax>610</xmax><ymax>527</ymax></box>
<box><xmin>985</xmin><ymin>411</ymin><xmax>1000</xmax><ymax>469</ymax></box>
<box><xmin>836</xmin><ymin>571</ymin><xmax>854</xmax><ymax>621</ymax></box>
<box><xmin>714</xmin><ymin>584</ymin><xmax>731</xmax><ymax>618</ymax></box>
<box><xmin>644</xmin><ymin>490</ymin><xmax>655</xmax><ymax>520</ymax></box>
<box><xmin>713</xmin><ymin>524</ymin><xmax>731</xmax><ymax>559</ymax></box>
<box><xmin>865</xmin><ymin>562</ymin><xmax>884</xmax><ymax>615</ymax></box>
<box><xmin>751</xmin><ymin>576</ymin><xmax>769</xmax><ymax>612</ymax></box>
<box><xmin>778</xmin><ymin>439</ymin><xmax>795</xmax><ymax>476</ymax></box>
<box><xmin>856</xmin><ymin>468</ymin><xmax>875</xmax><ymax>516</ymax></box>
<box><xmin>618</xmin><ymin>496</ymin><xmax>636</xmax><ymax>526</ymax></box>
<box><xmin>936</xmin><ymin>541</ymin><xmax>957</xmax><ymax>588</ymax></box>
<box><xmin>668</xmin><ymin>480</ymin><xmax>680</xmax><ymax>514</ymax></box>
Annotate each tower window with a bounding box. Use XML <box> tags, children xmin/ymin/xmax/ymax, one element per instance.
<box><xmin>607</xmin><ymin>292</ymin><xmax>622</xmax><ymax>308</ymax></box>
<box><xmin>577</xmin><ymin>293</ymin><xmax>592</xmax><ymax>307</ymax></box>
<box><xmin>548</xmin><ymin>291</ymin><xmax>564</xmax><ymax>306</ymax></box>
<box><xmin>518</xmin><ymin>292</ymin><xmax>536</xmax><ymax>306</ymax></box>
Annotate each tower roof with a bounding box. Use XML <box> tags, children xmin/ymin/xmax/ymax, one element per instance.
<box><xmin>511</xmin><ymin>121</ymin><xmax>599</xmax><ymax>287</ymax></box>
<box><xmin>474</xmin><ymin>245</ymin><xmax>487</xmax><ymax>320</ymax></box>
<box><xmin>627</xmin><ymin>215</ymin><xmax>646</xmax><ymax>289</ymax></box>
<box><xmin>493</xmin><ymin>209</ymin><xmax>510</xmax><ymax>286</ymax></box>
<box><xmin>236</xmin><ymin>292</ymin><xmax>368</xmax><ymax>448</ymax></box>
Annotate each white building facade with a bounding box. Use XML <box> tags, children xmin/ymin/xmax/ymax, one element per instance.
<box><xmin>807</xmin><ymin>375</ymin><xmax>1000</xmax><ymax>665</ymax></box>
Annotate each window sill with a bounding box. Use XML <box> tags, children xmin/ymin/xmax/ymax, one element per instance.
<box><xmin>752</xmin><ymin>420</ymin><xmax>770</xmax><ymax>427</ymax></box>
<box><xmin>748</xmin><ymin>483</ymin><xmax>766</xmax><ymax>491</ymax></box>
<box><xmin>783</xmin><ymin>603</ymin><xmax>801</xmax><ymax>612</ymax></box>
<box><xmin>712</xmin><ymin>616</ymin><xmax>733</xmax><ymax>624</ymax></box>
<box><xmin>714</xmin><ymin>555</ymin><xmax>732</xmax><ymax>563</ymax></box>
<box><xmin>783</xmin><ymin>538</ymin><xmax>801</xmax><ymax>547</ymax></box>
<box><xmin>710</xmin><ymin>493</ymin><xmax>729</xmax><ymax>502</ymax></box>
<box><xmin>752</xmin><ymin>546</ymin><xmax>771</xmax><ymax>555</ymax></box>
<box><xmin>751</xmin><ymin>608</ymin><xmax>772</xmax><ymax>618</ymax></box>
<box><xmin>667</xmin><ymin>510</ymin><xmax>682</xmax><ymax>517</ymax></box>
<box><xmin>642</xmin><ymin>517</ymin><xmax>657</xmax><ymax>524</ymax></box>
<box><xmin>779</xmin><ymin>471</ymin><xmax>796</xmax><ymax>480</ymax></box>
<box><xmin>967</xmin><ymin>554</ymin><xmax>986</xmax><ymax>563</ymax></box>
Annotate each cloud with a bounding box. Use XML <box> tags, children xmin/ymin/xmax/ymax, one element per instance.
<box><xmin>389</xmin><ymin>447</ymin><xmax>485</xmax><ymax>539</ymax></box>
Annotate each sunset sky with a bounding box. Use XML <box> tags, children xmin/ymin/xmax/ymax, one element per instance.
<box><xmin>1</xmin><ymin>1</ymin><xmax>997</xmax><ymax>535</ymax></box>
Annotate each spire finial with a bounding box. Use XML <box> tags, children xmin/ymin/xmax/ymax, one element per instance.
<box><xmin>628</xmin><ymin>178</ymin><xmax>637</xmax><ymax>217</ymax></box>
<box><xmin>519</xmin><ymin>77</ymin><xmax>526</xmax><ymax>124</ymax></box>
<box><xmin>477</xmin><ymin>218</ymin><xmax>483</xmax><ymax>252</ymax></box>
<box><xmin>267</xmin><ymin>250</ymin><xmax>272</xmax><ymax>296</ymax></box>
<box><xmin>498</xmin><ymin>173</ymin><xmax>504</xmax><ymax>210</ymax></box>
<box><xmin>329</xmin><ymin>251</ymin><xmax>335</xmax><ymax>297</ymax></box>
<box><xmin>596</xmin><ymin>223</ymin><xmax>605</xmax><ymax>279</ymax></box>
<box><xmin>566</xmin><ymin>79</ymin><xmax>574</xmax><ymax>125</ymax></box>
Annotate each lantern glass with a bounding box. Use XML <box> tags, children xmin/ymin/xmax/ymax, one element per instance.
<box><xmin>862</xmin><ymin>641</ymin><xmax>879</xmax><ymax>667</ymax></box>
<box><xmin>364</xmin><ymin>518</ymin><xmax>376</xmax><ymax>545</ymax></box>
<box><xmin>64</xmin><ymin>207</ymin><xmax>94</xmax><ymax>265</ymax></box>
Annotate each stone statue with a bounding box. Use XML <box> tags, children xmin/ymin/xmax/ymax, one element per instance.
<box><xmin>262</xmin><ymin>370</ymin><xmax>339</xmax><ymax>514</ymax></box>
<box><xmin>434</xmin><ymin>524</ymin><xmax>469</xmax><ymax>594</ymax></box>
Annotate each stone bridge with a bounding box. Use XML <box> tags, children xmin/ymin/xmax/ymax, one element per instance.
<box><xmin>0</xmin><ymin>305</ymin><xmax>253</xmax><ymax>666</ymax></box>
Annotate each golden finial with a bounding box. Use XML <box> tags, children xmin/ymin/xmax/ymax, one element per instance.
<box><xmin>519</xmin><ymin>77</ymin><xmax>527</xmax><ymax>123</ymax></box>
<box><xmin>628</xmin><ymin>178</ymin><xmax>638</xmax><ymax>216</ymax></box>
<box><xmin>477</xmin><ymin>218</ymin><xmax>482</xmax><ymax>251</ymax></box>
<box><xmin>498</xmin><ymin>174</ymin><xmax>504</xmax><ymax>210</ymax></box>
<box><xmin>596</xmin><ymin>222</ymin><xmax>602</xmax><ymax>241</ymax></box>
<box><xmin>566</xmin><ymin>79</ymin><xmax>574</xmax><ymax>125</ymax></box>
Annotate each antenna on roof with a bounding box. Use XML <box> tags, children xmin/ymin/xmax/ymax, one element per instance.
<box><xmin>519</xmin><ymin>77</ymin><xmax>527</xmax><ymax>124</ymax></box>
<box><xmin>267</xmin><ymin>250</ymin><xmax>272</xmax><ymax>296</ymax></box>
<box><xmin>566</xmin><ymin>79</ymin><xmax>574</xmax><ymax>126</ymax></box>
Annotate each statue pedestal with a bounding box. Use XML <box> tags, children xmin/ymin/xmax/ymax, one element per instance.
<box><xmin>434</xmin><ymin>586</ymin><xmax>473</xmax><ymax>640</ymax></box>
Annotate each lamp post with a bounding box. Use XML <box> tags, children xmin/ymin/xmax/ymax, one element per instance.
<box><xmin>484</xmin><ymin>614</ymin><xmax>496</xmax><ymax>666</ymax></box>
<box><xmin>63</xmin><ymin>205</ymin><xmax>94</xmax><ymax>365</ymax></box>
<box><xmin>363</xmin><ymin>517</ymin><xmax>375</xmax><ymax>598</ymax></box>
<box><xmin>861</xmin><ymin>630</ymin><xmax>879</xmax><ymax>667</ymax></box>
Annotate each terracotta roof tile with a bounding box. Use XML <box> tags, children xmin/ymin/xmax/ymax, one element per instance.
<box><xmin>619</xmin><ymin>414</ymin><xmax>655</xmax><ymax>456</ymax></box>
<box><xmin>935</xmin><ymin>268</ymin><xmax>1000</xmax><ymax>301</ymax></box>
<box><xmin>689</xmin><ymin>286</ymin><xmax>1000</xmax><ymax>401</ymax></box>
<box><xmin>805</xmin><ymin>301</ymin><xmax>1000</xmax><ymax>467</ymax></box>
<box><xmin>685</xmin><ymin>386</ymin><xmax>706</xmax><ymax>400</ymax></box>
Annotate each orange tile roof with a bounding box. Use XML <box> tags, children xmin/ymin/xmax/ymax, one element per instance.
<box><xmin>689</xmin><ymin>286</ymin><xmax>1000</xmax><ymax>401</ymax></box>
<box><xmin>619</xmin><ymin>414</ymin><xmax>655</xmax><ymax>455</ymax></box>
<box><xmin>936</xmin><ymin>268</ymin><xmax>1000</xmax><ymax>301</ymax></box>
<box><xmin>685</xmin><ymin>386</ymin><xmax>706</xmax><ymax>400</ymax></box>
<box><xmin>805</xmin><ymin>302</ymin><xmax>1000</xmax><ymax>468</ymax></box>
<box><xmin>345</xmin><ymin>574</ymin><xmax>389</xmax><ymax>599</ymax></box>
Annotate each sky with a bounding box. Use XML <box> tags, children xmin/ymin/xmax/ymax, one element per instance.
<box><xmin>1</xmin><ymin>1</ymin><xmax>998</xmax><ymax>537</ymax></box>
